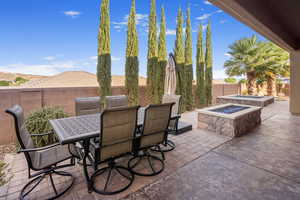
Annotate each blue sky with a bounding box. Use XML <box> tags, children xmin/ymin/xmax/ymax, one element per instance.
<box><xmin>0</xmin><ymin>0</ymin><xmax>265</xmax><ymax>79</ymax></box>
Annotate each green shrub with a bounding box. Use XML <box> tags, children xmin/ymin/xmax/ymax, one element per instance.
<box><xmin>0</xmin><ymin>80</ymin><xmax>11</xmax><ymax>86</ymax></box>
<box><xmin>25</xmin><ymin>107</ymin><xmax>69</xmax><ymax>147</ymax></box>
<box><xmin>224</xmin><ymin>77</ymin><xmax>237</xmax><ymax>83</ymax></box>
<box><xmin>14</xmin><ymin>77</ymin><xmax>29</xmax><ymax>85</ymax></box>
<box><xmin>0</xmin><ymin>160</ymin><xmax>8</xmax><ymax>186</ymax></box>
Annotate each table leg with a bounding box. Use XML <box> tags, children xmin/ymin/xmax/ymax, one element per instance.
<box><xmin>82</xmin><ymin>139</ymin><xmax>92</xmax><ymax>193</ymax></box>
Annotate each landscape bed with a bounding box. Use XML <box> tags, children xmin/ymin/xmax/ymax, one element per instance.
<box><xmin>216</xmin><ymin>95</ymin><xmax>274</xmax><ymax>107</ymax></box>
<box><xmin>198</xmin><ymin>104</ymin><xmax>262</xmax><ymax>137</ymax></box>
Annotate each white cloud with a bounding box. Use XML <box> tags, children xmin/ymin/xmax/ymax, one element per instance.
<box><xmin>90</xmin><ymin>56</ymin><xmax>97</xmax><ymax>60</ymax></box>
<box><xmin>224</xmin><ymin>53</ymin><xmax>232</xmax><ymax>57</ymax></box>
<box><xmin>196</xmin><ymin>10</ymin><xmax>223</xmax><ymax>20</ymax></box>
<box><xmin>204</xmin><ymin>0</ymin><xmax>212</xmax><ymax>5</ymax></box>
<box><xmin>213</xmin><ymin>69</ymin><xmax>227</xmax><ymax>79</ymax></box>
<box><xmin>112</xmin><ymin>56</ymin><xmax>121</xmax><ymax>61</ymax></box>
<box><xmin>64</xmin><ymin>11</ymin><xmax>81</xmax><ymax>18</ymax></box>
<box><xmin>166</xmin><ymin>29</ymin><xmax>176</xmax><ymax>36</ymax></box>
<box><xmin>112</xmin><ymin>13</ymin><xmax>148</xmax><ymax>31</ymax></box>
<box><xmin>0</xmin><ymin>61</ymin><xmax>80</xmax><ymax>76</ymax></box>
<box><xmin>90</xmin><ymin>56</ymin><xmax>120</xmax><ymax>62</ymax></box>
<box><xmin>44</xmin><ymin>56</ymin><xmax>56</xmax><ymax>61</ymax></box>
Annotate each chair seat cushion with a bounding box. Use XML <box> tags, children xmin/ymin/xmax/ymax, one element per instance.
<box><xmin>33</xmin><ymin>145</ymin><xmax>72</xmax><ymax>169</ymax></box>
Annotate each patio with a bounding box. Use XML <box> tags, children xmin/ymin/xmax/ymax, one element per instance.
<box><xmin>2</xmin><ymin>100</ymin><xmax>300</xmax><ymax>200</ymax></box>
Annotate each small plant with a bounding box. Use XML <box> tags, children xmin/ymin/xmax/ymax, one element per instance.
<box><xmin>224</xmin><ymin>77</ymin><xmax>237</xmax><ymax>84</ymax></box>
<box><xmin>0</xmin><ymin>160</ymin><xmax>8</xmax><ymax>186</ymax></box>
<box><xmin>0</xmin><ymin>80</ymin><xmax>11</xmax><ymax>86</ymax></box>
<box><xmin>14</xmin><ymin>77</ymin><xmax>29</xmax><ymax>85</ymax></box>
<box><xmin>25</xmin><ymin>107</ymin><xmax>69</xmax><ymax>147</ymax></box>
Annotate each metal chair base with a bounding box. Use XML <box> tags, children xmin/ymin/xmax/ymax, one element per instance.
<box><xmin>20</xmin><ymin>170</ymin><xmax>74</xmax><ymax>200</ymax></box>
<box><xmin>151</xmin><ymin>140</ymin><xmax>176</xmax><ymax>152</ymax></box>
<box><xmin>128</xmin><ymin>151</ymin><xmax>164</xmax><ymax>176</ymax></box>
<box><xmin>91</xmin><ymin>162</ymin><xmax>134</xmax><ymax>195</ymax></box>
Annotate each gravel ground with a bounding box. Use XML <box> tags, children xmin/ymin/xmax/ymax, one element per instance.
<box><xmin>0</xmin><ymin>144</ymin><xmax>16</xmax><ymax>161</ymax></box>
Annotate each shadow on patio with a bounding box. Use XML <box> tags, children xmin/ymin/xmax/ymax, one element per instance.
<box><xmin>2</xmin><ymin>100</ymin><xmax>300</xmax><ymax>200</ymax></box>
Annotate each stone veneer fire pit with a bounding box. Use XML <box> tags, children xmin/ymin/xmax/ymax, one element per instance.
<box><xmin>198</xmin><ymin>104</ymin><xmax>262</xmax><ymax>137</ymax></box>
<box><xmin>216</xmin><ymin>95</ymin><xmax>274</xmax><ymax>107</ymax></box>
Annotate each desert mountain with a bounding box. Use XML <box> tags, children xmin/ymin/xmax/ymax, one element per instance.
<box><xmin>19</xmin><ymin>71</ymin><xmax>147</xmax><ymax>88</ymax></box>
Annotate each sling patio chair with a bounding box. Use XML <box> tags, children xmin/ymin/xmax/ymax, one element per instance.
<box><xmin>128</xmin><ymin>103</ymin><xmax>174</xmax><ymax>176</ymax></box>
<box><xmin>88</xmin><ymin>95</ymin><xmax>129</xmax><ymax>170</ymax></box>
<box><xmin>6</xmin><ymin>105</ymin><xmax>75</xmax><ymax>200</ymax></box>
<box><xmin>151</xmin><ymin>95</ymin><xmax>181</xmax><ymax>152</ymax></box>
<box><xmin>89</xmin><ymin>106</ymin><xmax>140</xmax><ymax>195</ymax></box>
<box><xmin>74</xmin><ymin>96</ymin><xmax>101</xmax><ymax>165</ymax></box>
<box><xmin>104</xmin><ymin>95</ymin><xmax>128</xmax><ymax>109</ymax></box>
<box><xmin>75</xmin><ymin>96</ymin><xmax>101</xmax><ymax>116</ymax></box>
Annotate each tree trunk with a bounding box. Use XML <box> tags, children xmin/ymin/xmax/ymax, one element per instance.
<box><xmin>246</xmin><ymin>72</ymin><xmax>256</xmax><ymax>95</ymax></box>
<box><xmin>267</xmin><ymin>76</ymin><xmax>276</xmax><ymax>96</ymax></box>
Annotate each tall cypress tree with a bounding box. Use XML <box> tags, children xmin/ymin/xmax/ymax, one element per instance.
<box><xmin>156</xmin><ymin>6</ymin><xmax>167</xmax><ymax>103</ymax></box>
<box><xmin>184</xmin><ymin>8</ymin><xmax>194</xmax><ymax>111</ymax></box>
<box><xmin>146</xmin><ymin>0</ymin><xmax>158</xmax><ymax>103</ymax></box>
<box><xmin>175</xmin><ymin>8</ymin><xmax>185</xmax><ymax>112</ymax></box>
<box><xmin>125</xmin><ymin>0</ymin><xmax>139</xmax><ymax>105</ymax></box>
<box><xmin>97</xmin><ymin>0</ymin><xmax>111</xmax><ymax>102</ymax></box>
<box><xmin>196</xmin><ymin>23</ymin><xmax>206</xmax><ymax>107</ymax></box>
<box><xmin>205</xmin><ymin>21</ymin><xmax>213</xmax><ymax>105</ymax></box>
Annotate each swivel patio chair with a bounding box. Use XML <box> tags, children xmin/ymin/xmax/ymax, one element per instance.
<box><xmin>90</xmin><ymin>106</ymin><xmax>139</xmax><ymax>195</ymax></box>
<box><xmin>89</xmin><ymin>95</ymin><xmax>129</xmax><ymax>170</ymax></box>
<box><xmin>104</xmin><ymin>95</ymin><xmax>128</xmax><ymax>109</ymax></box>
<box><xmin>152</xmin><ymin>95</ymin><xmax>181</xmax><ymax>152</ymax></box>
<box><xmin>128</xmin><ymin>103</ymin><xmax>174</xmax><ymax>176</ymax></box>
<box><xmin>6</xmin><ymin>105</ymin><xmax>75</xmax><ymax>200</ymax></box>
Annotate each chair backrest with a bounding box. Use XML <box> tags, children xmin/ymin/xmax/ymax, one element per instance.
<box><xmin>140</xmin><ymin>103</ymin><xmax>174</xmax><ymax>149</ymax></box>
<box><xmin>104</xmin><ymin>95</ymin><xmax>128</xmax><ymax>109</ymax></box>
<box><xmin>99</xmin><ymin>106</ymin><xmax>139</xmax><ymax>161</ymax></box>
<box><xmin>162</xmin><ymin>95</ymin><xmax>181</xmax><ymax>117</ymax></box>
<box><xmin>6</xmin><ymin>105</ymin><xmax>35</xmax><ymax>168</ymax></box>
<box><xmin>75</xmin><ymin>96</ymin><xmax>101</xmax><ymax>116</ymax></box>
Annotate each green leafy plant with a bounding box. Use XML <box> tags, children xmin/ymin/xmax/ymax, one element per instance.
<box><xmin>0</xmin><ymin>160</ymin><xmax>9</xmax><ymax>186</ymax></box>
<box><xmin>25</xmin><ymin>107</ymin><xmax>69</xmax><ymax>147</ymax></box>
<box><xmin>224</xmin><ymin>77</ymin><xmax>237</xmax><ymax>83</ymax></box>
<box><xmin>14</xmin><ymin>77</ymin><xmax>29</xmax><ymax>85</ymax></box>
<box><xmin>0</xmin><ymin>80</ymin><xmax>11</xmax><ymax>86</ymax></box>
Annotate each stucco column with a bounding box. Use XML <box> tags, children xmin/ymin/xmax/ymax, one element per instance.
<box><xmin>290</xmin><ymin>50</ymin><xmax>300</xmax><ymax>115</ymax></box>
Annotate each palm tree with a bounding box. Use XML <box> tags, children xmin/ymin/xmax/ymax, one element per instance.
<box><xmin>224</xmin><ymin>36</ymin><xmax>261</xmax><ymax>95</ymax></box>
<box><xmin>255</xmin><ymin>42</ymin><xmax>289</xmax><ymax>96</ymax></box>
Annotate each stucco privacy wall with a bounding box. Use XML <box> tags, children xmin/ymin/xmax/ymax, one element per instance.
<box><xmin>0</xmin><ymin>84</ymin><xmax>240</xmax><ymax>145</ymax></box>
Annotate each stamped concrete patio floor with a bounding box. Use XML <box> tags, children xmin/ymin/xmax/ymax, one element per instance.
<box><xmin>2</xmin><ymin>100</ymin><xmax>300</xmax><ymax>200</ymax></box>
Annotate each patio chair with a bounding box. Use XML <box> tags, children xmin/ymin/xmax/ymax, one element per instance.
<box><xmin>128</xmin><ymin>103</ymin><xmax>174</xmax><ymax>176</ymax></box>
<box><xmin>104</xmin><ymin>95</ymin><xmax>128</xmax><ymax>109</ymax></box>
<box><xmin>6</xmin><ymin>105</ymin><xmax>75</xmax><ymax>200</ymax></box>
<box><xmin>152</xmin><ymin>95</ymin><xmax>181</xmax><ymax>152</ymax></box>
<box><xmin>75</xmin><ymin>96</ymin><xmax>101</xmax><ymax>116</ymax></box>
<box><xmin>74</xmin><ymin>96</ymin><xmax>101</xmax><ymax>164</ymax></box>
<box><xmin>89</xmin><ymin>106</ymin><xmax>139</xmax><ymax>195</ymax></box>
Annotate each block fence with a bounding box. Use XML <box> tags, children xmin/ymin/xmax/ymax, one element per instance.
<box><xmin>0</xmin><ymin>84</ymin><xmax>240</xmax><ymax>145</ymax></box>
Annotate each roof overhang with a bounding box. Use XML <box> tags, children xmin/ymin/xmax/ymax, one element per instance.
<box><xmin>209</xmin><ymin>0</ymin><xmax>300</xmax><ymax>52</ymax></box>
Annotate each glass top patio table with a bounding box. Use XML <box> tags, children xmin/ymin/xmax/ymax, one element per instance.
<box><xmin>50</xmin><ymin>107</ymin><xmax>146</xmax><ymax>145</ymax></box>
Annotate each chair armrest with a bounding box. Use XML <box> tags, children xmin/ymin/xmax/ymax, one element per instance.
<box><xmin>18</xmin><ymin>143</ymin><xmax>60</xmax><ymax>153</ymax></box>
<box><xmin>30</xmin><ymin>131</ymin><xmax>54</xmax><ymax>137</ymax></box>
<box><xmin>170</xmin><ymin>115</ymin><xmax>181</xmax><ymax>120</ymax></box>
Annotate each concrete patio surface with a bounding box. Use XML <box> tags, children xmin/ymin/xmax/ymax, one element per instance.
<box><xmin>2</xmin><ymin>100</ymin><xmax>300</xmax><ymax>200</ymax></box>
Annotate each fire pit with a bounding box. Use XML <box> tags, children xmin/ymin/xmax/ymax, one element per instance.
<box><xmin>198</xmin><ymin>104</ymin><xmax>262</xmax><ymax>137</ymax></box>
<box><xmin>216</xmin><ymin>95</ymin><xmax>274</xmax><ymax>107</ymax></box>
